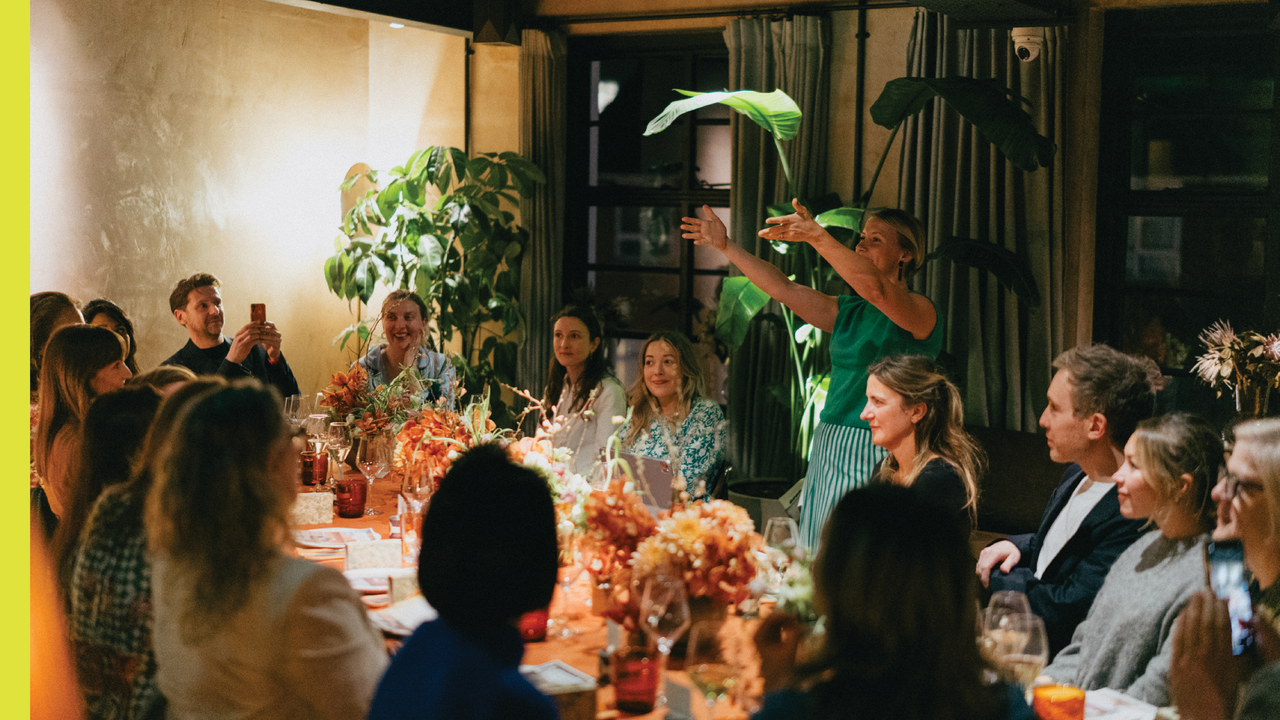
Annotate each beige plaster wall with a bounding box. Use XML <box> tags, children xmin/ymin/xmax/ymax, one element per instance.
<box><xmin>31</xmin><ymin>0</ymin><xmax>466</xmax><ymax>395</ymax></box>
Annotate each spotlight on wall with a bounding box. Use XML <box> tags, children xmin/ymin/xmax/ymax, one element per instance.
<box><xmin>1012</xmin><ymin>27</ymin><xmax>1046</xmax><ymax>62</ymax></box>
<box><xmin>389</xmin><ymin>22</ymin><xmax>404</xmax><ymax>29</ymax></box>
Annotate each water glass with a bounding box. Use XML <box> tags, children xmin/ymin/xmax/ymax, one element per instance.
<box><xmin>638</xmin><ymin>575</ymin><xmax>691</xmax><ymax>708</ymax></box>
<box><xmin>611</xmin><ymin>645</ymin><xmax>659</xmax><ymax>714</ymax></box>
<box><xmin>686</xmin><ymin>620</ymin><xmax>740</xmax><ymax>718</ymax></box>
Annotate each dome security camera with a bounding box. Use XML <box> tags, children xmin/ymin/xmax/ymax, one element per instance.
<box><xmin>1012</xmin><ymin>27</ymin><xmax>1046</xmax><ymax>62</ymax></box>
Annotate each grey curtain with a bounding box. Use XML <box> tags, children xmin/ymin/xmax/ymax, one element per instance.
<box><xmin>517</xmin><ymin>29</ymin><xmax>568</xmax><ymax>432</ymax></box>
<box><xmin>723</xmin><ymin>15</ymin><xmax>831</xmax><ymax>479</ymax></box>
<box><xmin>898</xmin><ymin>10</ymin><xmax>1066</xmax><ymax>430</ymax></box>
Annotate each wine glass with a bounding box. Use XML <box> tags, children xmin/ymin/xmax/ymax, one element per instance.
<box><xmin>762</xmin><ymin>516</ymin><xmax>800</xmax><ymax>580</ymax></box>
<box><xmin>686</xmin><ymin>620</ymin><xmax>740</xmax><ymax>718</ymax></box>
<box><xmin>548</xmin><ymin>524</ymin><xmax>583</xmax><ymax>639</ymax></box>
<box><xmin>638</xmin><ymin>575</ymin><xmax>691</xmax><ymax>707</ymax></box>
<box><xmin>992</xmin><ymin>613</ymin><xmax>1049</xmax><ymax>696</ymax></box>
<box><xmin>356</xmin><ymin>435</ymin><xmax>390</xmax><ymax>516</ymax></box>
<box><xmin>326</xmin><ymin>422</ymin><xmax>352</xmax><ymax>486</ymax></box>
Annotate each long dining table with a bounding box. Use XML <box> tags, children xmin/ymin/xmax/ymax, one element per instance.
<box><xmin>295</xmin><ymin>472</ymin><xmax>746</xmax><ymax>720</ymax></box>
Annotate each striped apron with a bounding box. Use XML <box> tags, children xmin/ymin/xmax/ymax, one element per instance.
<box><xmin>798</xmin><ymin>421</ymin><xmax>886</xmax><ymax>552</ymax></box>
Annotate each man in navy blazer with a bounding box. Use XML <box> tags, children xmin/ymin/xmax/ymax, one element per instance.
<box><xmin>977</xmin><ymin>344</ymin><xmax>1162</xmax><ymax>658</ymax></box>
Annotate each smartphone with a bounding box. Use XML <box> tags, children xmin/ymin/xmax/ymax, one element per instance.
<box><xmin>250</xmin><ymin>303</ymin><xmax>266</xmax><ymax>324</ymax></box>
<box><xmin>1207</xmin><ymin>540</ymin><xmax>1255</xmax><ymax>655</ymax></box>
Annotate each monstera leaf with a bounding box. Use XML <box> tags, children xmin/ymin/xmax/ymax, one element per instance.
<box><xmin>870</xmin><ymin>77</ymin><xmax>1056</xmax><ymax>172</ymax></box>
<box><xmin>645</xmin><ymin>89</ymin><xmax>802</xmax><ymax>140</ymax></box>
<box><xmin>716</xmin><ymin>276</ymin><xmax>772</xmax><ymax>349</ymax></box>
<box><xmin>924</xmin><ymin>236</ymin><xmax>1042</xmax><ymax>309</ymax></box>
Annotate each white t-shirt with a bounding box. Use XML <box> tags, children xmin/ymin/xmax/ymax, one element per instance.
<box><xmin>1035</xmin><ymin>475</ymin><xmax>1115</xmax><ymax>578</ymax></box>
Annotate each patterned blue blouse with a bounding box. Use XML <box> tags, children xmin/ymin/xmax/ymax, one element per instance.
<box><xmin>618</xmin><ymin>397</ymin><xmax>726</xmax><ymax>500</ymax></box>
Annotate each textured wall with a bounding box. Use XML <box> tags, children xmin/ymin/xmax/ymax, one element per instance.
<box><xmin>31</xmin><ymin>0</ymin><xmax>466</xmax><ymax>394</ymax></box>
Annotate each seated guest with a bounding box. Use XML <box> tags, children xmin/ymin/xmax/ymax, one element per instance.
<box><xmin>163</xmin><ymin>272</ymin><xmax>300</xmax><ymax>397</ymax></box>
<box><xmin>35</xmin><ymin>325</ymin><xmax>133</xmax><ymax>520</ymax></box>
<box><xmin>129</xmin><ymin>365</ymin><xmax>197</xmax><ymax>396</ymax></box>
<box><xmin>862</xmin><ymin>354</ymin><xmax>983</xmax><ymax>535</ymax></box>
<box><xmin>84</xmin><ymin>298</ymin><xmax>140</xmax><ymax>375</ymax></box>
<box><xmin>355</xmin><ymin>290</ymin><xmax>455</xmax><ymax>405</ymax></box>
<box><xmin>368</xmin><ymin>443</ymin><xmax>559</xmax><ymax>720</ymax></box>
<box><xmin>30</xmin><ymin>291</ymin><xmax>83</xmax><ymax>397</ymax></box>
<box><xmin>52</xmin><ymin>385</ymin><xmax>162</xmax><ymax>596</ymax></box>
<box><xmin>69</xmin><ymin>379</ymin><xmax>224</xmax><ymax>720</ymax></box>
<box><xmin>148</xmin><ymin>381</ymin><xmax>386</xmax><ymax>720</ymax></box>
<box><xmin>1171</xmin><ymin>417</ymin><xmax>1280</xmax><ymax>720</ymax></box>
<box><xmin>1041</xmin><ymin>412</ymin><xmax>1220</xmax><ymax>705</ymax></box>
<box><xmin>978</xmin><ymin>344</ymin><xmax>1157</xmax><ymax>657</ymax></box>
<box><xmin>617</xmin><ymin>331</ymin><xmax>725</xmax><ymax>501</ymax></box>
<box><xmin>543</xmin><ymin>304</ymin><xmax>627</xmax><ymax>477</ymax></box>
<box><xmin>752</xmin><ymin>483</ymin><xmax>1032</xmax><ymax>720</ymax></box>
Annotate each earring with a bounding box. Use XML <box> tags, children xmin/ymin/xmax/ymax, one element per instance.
<box><xmin>897</xmin><ymin>260</ymin><xmax>905</xmax><ymax>282</ymax></box>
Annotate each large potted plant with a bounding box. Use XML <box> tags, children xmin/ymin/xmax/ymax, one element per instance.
<box><xmin>324</xmin><ymin>146</ymin><xmax>545</xmax><ymax>427</ymax></box>
<box><xmin>645</xmin><ymin>77</ymin><xmax>1050</xmax><ymax>481</ymax></box>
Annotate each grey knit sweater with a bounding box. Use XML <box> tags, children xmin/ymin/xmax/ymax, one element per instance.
<box><xmin>1042</xmin><ymin>529</ymin><xmax>1207</xmax><ymax>706</ymax></box>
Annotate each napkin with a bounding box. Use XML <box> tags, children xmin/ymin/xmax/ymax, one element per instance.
<box><xmin>344</xmin><ymin>539</ymin><xmax>402</xmax><ymax>570</ymax></box>
<box><xmin>291</xmin><ymin>492</ymin><xmax>334</xmax><ymax>525</ymax></box>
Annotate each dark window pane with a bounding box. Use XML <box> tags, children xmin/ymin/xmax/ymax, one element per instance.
<box><xmin>1130</xmin><ymin>116</ymin><xmax>1270</xmax><ymax>190</ymax></box>
<box><xmin>695</xmin><ymin>57</ymin><xmax>730</xmax><ymax>119</ymax></box>
<box><xmin>589</xmin><ymin>206</ymin><xmax>682</xmax><ymax>268</ymax></box>
<box><xmin>593</xmin><ymin>56</ymin><xmax>687</xmax><ymax>189</ymax></box>
<box><xmin>588</xmin><ymin>270</ymin><xmax>682</xmax><ymax>334</ymax></box>
<box><xmin>1131</xmin><ymin>35</ymin><xmax>1275</xmax><ymax>113</ymax></box>
<box><xmin>1125</xmin><ymin>215</ymin><xmax>1266</xmax><ymax>293</ymax></box>
<box><xmin>695</xmin><ymin>124</ymin><xmax>731</xmax><ymax>188</ymax></box>
<box><xmin>1119</xmin><ymin>294</ymin><xmax>1267</xmax><ymax>372</ymax></box>
<box><xmin>612</xmin><ymin>337</ymin><xmax>646</xmax><ymax>393</ymax></box>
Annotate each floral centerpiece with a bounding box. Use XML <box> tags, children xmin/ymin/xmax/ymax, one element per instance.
<box><xmin>393</xmin><ymin>393</ymin><xmax>503</xmax><ymax>493</ymax></box>
<box><xmin>1192</xmin><ymin>321</ymin><xmax>1280</xmax><ymax>417</ymax></box>
<box><xmin>319</xmin><ymin>364</ymin><xmax>421</xmax><ymax>436</ymax></box>
<box><xmin>508</xmin><ymin>435</ymin><xmax>593</xmax><ymax>530</ymax></box>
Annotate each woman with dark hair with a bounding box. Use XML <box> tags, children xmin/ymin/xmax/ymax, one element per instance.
<box><xmin>617</xmin><ymin>330</ymin><xmax>726</xmax><ymax>500</ymax></box>
<box><xmin>355</xmin><ymin>289</ymin><xmax>455</xmax><ymax>405</ymax></box>
<box><xmin>84</xmin><ymin>298</ymin><xmax>141</xmax><ymax>375</ymax></box>
<box><xmin>862</xmin><ymin>354</ymin><xmax>984</xmax><ymax>533</ymax></box>
<box><xmin>31</xmin><ymin>291</ymin><xmax>83</xmax><ymax>395</ymax></box>
<box><xmin>35</xmin><ymin>325</ymin><xmax>133</xmax><ymax>519</ymax></box>
<box><xmin>753</xmin><ymin>483</ymin><xmax>1031</xmax><ymax>720</ymax></box>
<box><xmin>70</xmin><ymin>378</ymin><xmax>225</xmax><ymax>720</ymax></box>
<box><xmin>368</xmin><ymin>443</ymin><xmax>560</xmax><ymax>719</ymax></box>
<box><xmin>52</xmin><ymin>385</ymin><xmax>162</xmax><ymax>595</ymax></box>
<box><xmin>148</xmin><ymin>381</ymin><xmax>387</xmax><ymax>720</ymax></box>
<box><xmin>1041</xmin><ymin>413</ymin><xmax>1220</xmax><ymax>705</ymax></box>
<box><xmin>543</xmin><ymin>305</ymin><xmax>626</xmax><ymax>476</ymax></box>
<box><xmin>683</xmin><ymin>204</ymin><xmax>941</xmax><ymax>550</ymax></box>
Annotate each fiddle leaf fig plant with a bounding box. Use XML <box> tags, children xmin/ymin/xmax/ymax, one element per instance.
<box><xmin>325</xmin><ymin>146</ymin><xmax>545</xmax><ymax>427</ymax></box>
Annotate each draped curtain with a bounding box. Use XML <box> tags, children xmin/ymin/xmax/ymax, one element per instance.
<box><xmin>723</xmin><ymin>15</ymin><xmax>830</xmax><ymax>479</ymax></box>
<box><xmin>897</xmin><ymin>11</ymin><xmax>1067</xmax><ymax>430</ymax></box>
<box><xmin>517</xmin><ymin>29</ymin><xmax>568</xmax><ymax>433</ymax></box>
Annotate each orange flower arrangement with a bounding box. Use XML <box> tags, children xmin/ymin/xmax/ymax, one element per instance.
<box><xmin>581</xmin><ymin>477</ymin><xmax>659</xmax><ymax>628</ymax></box>
<box><xmin>319</xmin><ymin>365</ymin><xmax>368</xmax><ymax>420</ymax></box>
<box><xmin>631</xmin><ymin>500</ymin><xmax>763</xmax><ymax>605</ymax></box>
<box><xmin>392</xmin><ymin>407</ymin><xmax>475</xmax><ymax>492</ymax></box>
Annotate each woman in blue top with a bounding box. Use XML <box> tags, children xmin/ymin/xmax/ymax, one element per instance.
<box><xmin>355</xmin><ymin>290</ymin><xmax>456</xmax><ymax>408</ymax></box>
<box><xmin>682</xmin><ymin>201</ymin><xmax>942</xmax><ymax>550</ymax></box>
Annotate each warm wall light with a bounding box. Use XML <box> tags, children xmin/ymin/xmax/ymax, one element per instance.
<box><xmin>389</xmin><ymin>22</ymin><xmax>404</xmax><ymax>29</ymax></box>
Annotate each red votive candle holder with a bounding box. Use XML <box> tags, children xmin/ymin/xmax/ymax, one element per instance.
<box><xmin>518</xmin><ymin>609</ymin><xmax>549</xmax><ymax>642</ymax></box>
<box><xmin>1032</xmin><ymin>684</ymin><xmax>1085</xmax><ymax>720</ymax></box>
<box><xmin>334</xmin><ymin>478</ymin><xmax>367</xmax><ymax>518</ymax></box>
<box><xmin>300</xmin><ymin>450</ymin><xmax>319</xmax><ymax>486</ymax></box>
<box><xmin>611</xmin><ymin>645</ymin><xmax>658</xmax><ymax>714</ymax></box>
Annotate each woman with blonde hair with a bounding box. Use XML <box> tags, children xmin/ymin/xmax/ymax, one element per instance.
<box><xmin>617</xmin><ymin>330</ymin><xmax>725</xmax><ymax>500</ymax></box>
<box><xmin>1041</xmin><ymin>412</ymin><xmax>1220</xmax><ymax>705</ymax></box>
<box><xmin>35</xmin><ymin>324</ymin><xmax>133</xmax><ymax>519</ymax></box>
<box><xmin>148</xmin><ymin>380</ymin><xmax>387</xmax><ymax>720</ymax></box>
<box><xmin>355</xmin><ymin>289</ymin><xmax>455</xmax><ymax>405</ymax></box>
<box><xmin>861</xmin><ymin>354</ymin><xmax>983</xmax><ymax>533</ymax></box>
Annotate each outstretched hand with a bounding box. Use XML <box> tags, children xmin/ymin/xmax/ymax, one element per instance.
<box><xmin>681</xmin><ymin>205</ymin><xmax>729</xmax><ymax>252</ymax></box>
<box><xmin>758</xmin><ymin>198</ymin><xmax>827</xmax><ymax>245</ymax></box>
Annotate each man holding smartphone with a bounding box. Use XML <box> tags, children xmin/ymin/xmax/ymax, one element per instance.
<box><xmin>977</xmin><ymin>344</ymin><xmax>1159</xmax><ymax>658</ymax></box>
<box><xmin>163</xmin><ymin>272</ymin><xmax>300</xmax><ymax>397</ymax></box>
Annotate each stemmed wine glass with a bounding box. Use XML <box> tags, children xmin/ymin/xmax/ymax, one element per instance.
<box><xmin>686</xmin><ymin>620</ymin><xmax>740</xmax><ymax>718</ymax></box>
<box><xmin>980</xmin><ymin>591</ymin><xmax>1034</xmax><ymax>667</ymax></box>
<box><xmin>638</xmin><ymin>575</ymin><xmax>691</xmax><ymax>708</ymax></box>
<box><xmin>548</xmin><ymin>524</ymin><xmax>583</xmax><ymax>639</ymax></box>
<box><xmin>326</xmin><ymin>422</ymin><xmax>352</xmax><ymax>487</ymax></box>
<box><xmin>989</xmin><ymin>613</ymin><xmax>1048</xmax><ymax>696</ymax></box>
<box><xmin>355</xmin><ymin>435</ymin><xmax>390</xmax><ymax>516</ymax></box>
<box><xmin>762</xmin><ymin>516</ymin><xmax>800</xmax><ymax>584</ymax></box>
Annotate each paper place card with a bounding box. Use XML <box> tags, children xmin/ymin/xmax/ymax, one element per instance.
<box><xmin>367</xmin><ymin>594</ymin><xmax>437</xmax><ymax>636</ymax></box>
<box><xmin>520</xmin><ymin>660</ymin><xmax>597</xmax><ymax>720</ymax></box>
<box><xmin>388</xmin><ymin>569</ymin><xmax>419</xmax><ymax>604</ymax></box>
<box><xmin>291</xmin><ymin>492</ymin><xmax>334</xmax><ymax>526</ymax></box>
<box><xmin>344</xmin><ymin>539</ymin><xmax>402</xmax><ymax>570</ymax></box>
<box><xmin>663</xmin><ymin>678</ymin><xmax>693</xmax><ymax>720</ymax></box>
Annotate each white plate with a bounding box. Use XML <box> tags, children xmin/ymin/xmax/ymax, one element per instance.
<box><xmin>343</xmin><ymin>568</ymin><xmax>392</xmax><ymax>593</ymax></box>
<box><xmin>294</xmin><ymin>527</ymin><xmax>381</xmax><ymax>549</ymax></box>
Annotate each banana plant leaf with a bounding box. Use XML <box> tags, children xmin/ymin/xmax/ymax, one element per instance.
<box><xmin>923</xmin><ymin>236</ymin><xmax>1042</xmax><ymax>309</ymax></box>
<box><xmin>716</xmin><ymin>276</ymin><xmax>772</xmax><ymax>348</ymax></box>
<box><xmin>870</xmin><ymin>77</ymin><xmax>1056</xmax><ymax>172</ymax></box>
<box><xmin>645</xmin><ymin>89</ymin><xmax>802</xmax><ymax>141</ymax></box>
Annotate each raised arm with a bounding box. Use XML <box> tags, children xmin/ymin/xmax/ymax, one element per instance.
<box><xmin>681</xmin><ymin>206</ymin><xmax>838</xmax><ymax>333</ymax></box>
<box><xmin>759</xmin><ymin>200</ymin><xmax>936</xmax><ymax>340</ymax></box>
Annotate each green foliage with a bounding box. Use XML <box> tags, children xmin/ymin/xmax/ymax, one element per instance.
<box><xmin>325</xmin><ymin>147</ymin><xmax>546</xmax><ymax>427</ymax></box>
<box><xmin>923</xmin><ymin>237</ymin><xmax>1043</xmax><ymax>309</ymax></box>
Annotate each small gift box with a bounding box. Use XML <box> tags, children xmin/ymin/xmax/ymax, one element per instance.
<box><xmin>344</xmin><ymin>539</ymin><xmax>402</xmax><ymax>571</ymax></box>
<box><xmin>291</xmin><ymin>491</ymin><xmax>334</xmax><ymax>525</ymax></box>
